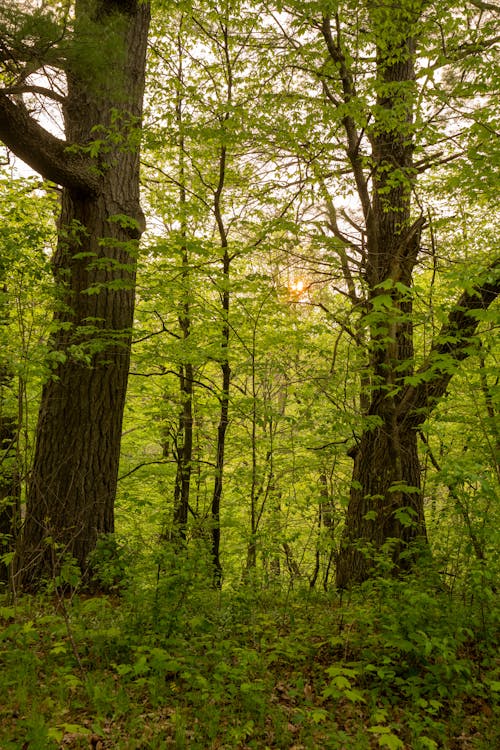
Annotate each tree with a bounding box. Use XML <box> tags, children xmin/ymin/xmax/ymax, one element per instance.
<box><xmin>139</xmin><ymin>0</ymin><xmax>307</xmax><ymax>582</ymax></box>
<box><xmin>0</xmin><ymin>183</ymin><xmax>21</xmax><ymax>586</ymax></box>
<box><xmin>0</xmin><ymin>174</ymin><xmax>55</xmax><ymax>585</ymax></box>
<box><xmin>267</xmin><ymin>0</ymin><xmax>500</xmax><ymax>585</ymax></box>
<box><xmin>0</xmin><ymin>0</ymin><xmax>150</xmax><ymax>588</ymax></box>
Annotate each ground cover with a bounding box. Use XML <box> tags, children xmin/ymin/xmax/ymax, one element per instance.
<box><xmin>1</xmin><ymin>559</ymin><xmax>498</xmax><ymax>749</ymax></box>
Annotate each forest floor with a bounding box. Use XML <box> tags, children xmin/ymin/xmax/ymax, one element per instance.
<box><xmin>0</xmin><ymin>562</ymin><xmax>499</xmax><ymax>749</ymax></box>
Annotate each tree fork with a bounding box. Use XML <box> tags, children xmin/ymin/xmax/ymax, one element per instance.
<box><xmin>0</xmin><ymin>0</ymin><xmax>151</xmax><ymax>590</ymax></box>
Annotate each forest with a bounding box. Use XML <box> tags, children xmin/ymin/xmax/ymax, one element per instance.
<box><xmin>0</xmin><ymin>0</ymin><xmax>498</xmax><ymax>747</ymax></box>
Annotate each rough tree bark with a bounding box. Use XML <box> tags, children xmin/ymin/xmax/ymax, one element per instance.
<box><xmin>317</xmin><ymin>9</ymin><xmax>427</xmax><ymax>586</ymax></box>
<box><xmin>318</xmin><ymin>8</ymin><xmax>500</xmax><ymax>587</ymax></box>
<box><xmin>336</xmin><ymin>202</ymin><xmax>500</xmax><ymax>584</ymax></box>
<box><xmin>0</xmin><ymin>0</ymin><xmax>150</xmax><ymax>589</ymax></box>
<box><xmin>335</xmin><ymin>15</ymin><xmax>426</xmax><ymax>585</ymax></box>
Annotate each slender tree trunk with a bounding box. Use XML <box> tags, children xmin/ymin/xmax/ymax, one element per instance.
<box><xmin>311</xmin><ymin>471</ymin><xmax>337</xmax><ymax>591</ymax></box>
<box><xmin>0</xmin><ymin>366</ymin><xmax>20</xmax><ymax>585</ymax></box>
<box><xmin>9</xmin><ymin>0</ymin><xmax>151</xmax><ymax>589</ymax></box>
<box><xmin>210</xmin><ymin>20</ymin><xmax>234</xmax><ymax>586</ymax></box>
<box><xmin>211</xmin><ymin>260</ymin><xmax>230</xmax><ymax>585</ymax></box>
<box><xmin>171</xmin><ymin>30</ymin><xmax>193</xmax><ymax>540</ymax></box>
<box><xmin>172</xmin><ymin>361</ymin><xmax>193</xmax><ymax>536</ymax></box>
<box><xmin>246</xmin><ymin>330</ymin><xmax>259</xmax><ymax>573</ymax></box>
<box><xmin>210</xmin><ymin>149</ymin><xmax>231</xmax><ymax>583</ymax></box>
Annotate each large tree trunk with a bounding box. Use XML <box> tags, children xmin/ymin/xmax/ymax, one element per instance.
<box><xmin>319</xmin><ymin>9</ymin><xmax>500</xmax><ymax>588</ymax></box>
<box><xmin>2</xmin><ymin>0</ymin><xmax>151</xmax><ymax>589</ymax></box>
<box><xmin>18</xmin><ymin>189</ymin><xmax>139</xmax><ymax>585</ymax></box>
<box><xmin>336</xmin><ymin>18</ymin><xmax>425</xmax><ymax>585</ymax></box>
<box><xmin>336</xmin><ymin>419</ymin><xmax>425</xmax><ymax>585</ymax></box>
<box><xmin>336</xmin><ymin>256</ymin><xmax>500</xmax><ymax>587</ymax></box>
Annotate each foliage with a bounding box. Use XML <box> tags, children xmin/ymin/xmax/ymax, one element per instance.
<box><xmin>0</xmin><ymin>0</ymin><xmax>499</xmax><ymax>745</ymax></box>
<box><xmin>1</xmin><ymin>560</ymin><xmax>499</xmax><ymax>748</ymax></box>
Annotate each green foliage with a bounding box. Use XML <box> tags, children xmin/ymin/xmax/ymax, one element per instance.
<box><xmin>88</xmin><ymin>534</ymin><xmax>134</xmax><ymax>593</ymax></box>
<box><xmin>1</xmin><ymin>0</ymin><xmax>499</xmax><ymax>744</ymax></box>
<box><xmin>1</xmin><ymin>566</ymin><xmax>498</xmax><ymax>748</ymax></box>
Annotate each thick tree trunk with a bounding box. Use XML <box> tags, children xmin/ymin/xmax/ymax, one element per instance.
<box><xmin>330</xmin><ymin>15</ymin><xmax>427</xmax><ymax>586</ymax></box>
<box><xmin>323</xmin><ymin>5</ymin><xmax>500</xmax><ymax>587</ymax></box>
<box><xmin>11</xmin><ymin>0</ymin><xmax>150</xmax><ymax>589</ymax></box>
<box><xmin>336</xmin><ymin>419</ymin><xmax>425</xmax><ymax>586</ymax></box>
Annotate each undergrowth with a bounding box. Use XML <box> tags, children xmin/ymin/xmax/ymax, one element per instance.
<box><xmin>0</xmin><ymin>549</ymin><xmax>498</xmax><ymax>749</ymax></box>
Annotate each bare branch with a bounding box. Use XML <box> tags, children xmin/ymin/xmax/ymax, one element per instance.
<box><xmin>2</xmin><ymin>85</ymin><xmax>66</xmax><ymax>105</ymax></box>
<box><xmin>320</xmin><ymin>14</ymin><xmax>373</xmax><ymax>232</ymax></box>
<box><xmin>118</xmin><ymin>459</ymin><xmax>175</xmax><ymax>482</ymax></box>
<box><xmin>468</xmin><ymin>0</ymin><xmax>500</xmax><ymax>15</ymax></box>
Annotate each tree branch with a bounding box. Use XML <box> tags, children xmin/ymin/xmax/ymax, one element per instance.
<box><xmin>2</xmin><ymin>85</ymin><xmax>66</xmax><ymax>105</ymax></box>
<box><xmin>118</xmin><ymin>459</ymin><xmax>175</xmax><ymax>482</ymax></box>
<box><xmin>398</xmin><ymin>259</ymin><xmax>500</xmax><ymax>425</ymax></box>
<box><xmin>468</xmin><ymin>0</ymin><xmax>500</xmax><ymax>14</ymax></box>
<box><xmin>0</xmin><ymin>93</ymin><xmax>99</xmax><ymax>193</ymax></box>
<box><xmin>320</xmin><ymin>14</ymin><xmax>373</xmax><ymax>233</ymax></box>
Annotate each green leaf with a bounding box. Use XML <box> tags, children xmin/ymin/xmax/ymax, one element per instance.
<box><xmin>369</xmin><ymin>727</ymin><xmax>404</xmax><ymax>749</ymax></box>
<box><xmin>344</xmin><ymin>688</ymin><xmax>366</xmax><ymax>703</ymax></box>
<box><xmin>378</xmin><ymin>736</ymin><xmax>404</xmax><ymax>750</ymax></box>
<box><xmin>371</xmin><ymin>294</ymin><xmax>394</xmax><ymax>311</ymax></box>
